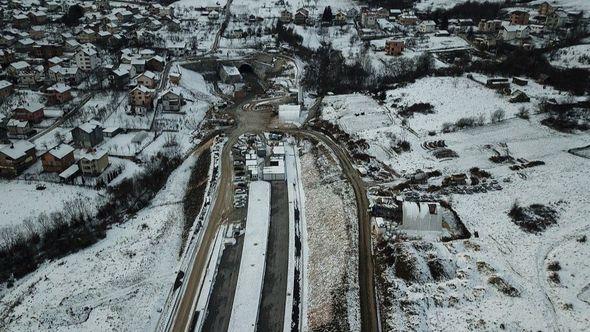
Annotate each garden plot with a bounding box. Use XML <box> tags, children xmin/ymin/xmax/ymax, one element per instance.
<box><xmin>546</xmin><ymin>44</ymin><xmax>590</xmax><ymax>69</ymax></box>
<box><xmin>101</xmin><ymin>131</ymin><xmax>156</xmax><ymax>157</ymax></box>
<box><xmin>0</xmin><ymin>155</ymin><xmax>198</xmax><ymax>332</ymax></box>
<box><xmin>103</xmin><ymin>97</ymin><xmax>154</xmax><ymax>130</ymax></box>
<box><xmin>69</xmin><ymin>92</ymin><xmax>126</xmax><ymax>127</ymax></box>
<box><xmin>407</xmin><ymin>35</ymin><xmax>471</xmax><ymax>52</ymax></box>
<box><xmin>386</xmin><ymin>76</ymin><xmax>549</xmax><ymax>134</ymax></box>
<box><xmin>0</xmin><ymin>181</ymin><xmax>101</xmax><ymax>230</ymax></box>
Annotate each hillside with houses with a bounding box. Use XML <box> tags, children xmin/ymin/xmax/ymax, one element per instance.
<box><xmin>0</xmin><ymin>0</ymin><xmax>588</xmax><ymax>331</ymax></box>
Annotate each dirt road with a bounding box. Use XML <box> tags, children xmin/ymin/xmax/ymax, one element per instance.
<box><xmin>292</xmin><ymin>129</ymin><xmax>378</xmax><ymax>332</ymax></box>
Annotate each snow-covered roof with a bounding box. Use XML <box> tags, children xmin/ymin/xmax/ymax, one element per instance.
<box><xmin>228</xmin><ymin>181</ymin><xmax>271</xmax><ymax>332</ymax></box>
<box><xmin>79</xmin><ymin>149</ymin><xmax>107</xmax><ymax>161</ymax></box>
<box><xmin>15</xmin><ymin>103</ymin><xmax>43</xmax><ymax>113</ymax></box>
<box><xmin>59</xmin><ymin>164</ymin><xmax>79</xmax><ymax>179</ymax></box>
<box><xmin>139</xmin><ymin>70</ymin><xmax>157</xmax><ymax>80</ymax></box>
<box><xmin>7</xmin><ymin>119</ymin><xmax>28</xmax><ymax>128</ymax></box>
<box><xmin>47</xmin><ymin>144</ymin><xmax>74</xmax><ymax>159</ymax></box>
<box><xmin>222</xmin><ymin>65</ymin><xmax>240</xmax><ymax>76</ymax></box>
<box><xmin>0</xmin><ymin>140</ymin><xmax>35</xmax><ymax>160</ymax></box>
<box><xmin>131</xmin><ymin>85</ymin><xmax>154</xmax><ymax>94</ymax></box>
<box><xmin>77</xmin><ymin>121</ymin><xmax>101</xmax><ymax>134</ymax></box>
<box><xmin>10</xmin><ymin>61</ymin><xmax>29</xmax><ymax>70</ymax></box>
<box><xmin>48</xmin><ymin>83</ymin><xmax>71</xmax><ymax>93</ymax></box>
<box><xmin>0</xmin><ymin>80</ymin><xmax>13</xmax><ymax>90</ymax></box>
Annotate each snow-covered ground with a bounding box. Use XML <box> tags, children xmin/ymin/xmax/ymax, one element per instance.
<box><xmin>341</xmin><ymin>102</ymin><xmax>590</xmax><ymax>330</ymax></box>
<box><xmin>546</xmin><ymin>44</ymin><xmax>590</xmax><ymax>69</ymax></box>
<box><xmin>530</xmin><ymin>0</ymin><xmax>590</xmax><ymax>16</ymax></box>
<box><xmin>300</xmin><ymin>144</ymin><xmax>360</xmax><ymax>331</ymax></box>
<box><xmin>0</xmin><ymin>181</ymin><xmax>101</xmax><ymax>230</ymax></box>
<box><xmin>414</xmin><ymin>0</ymin><xmax>503</xmax><ymax>11</ymax></box>
<box><xmin>0</xmin><ymin>155</ymin><xmax>198</xmax><ymax>331</ymax></box>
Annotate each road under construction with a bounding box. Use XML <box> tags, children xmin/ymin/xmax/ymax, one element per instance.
<box><xmin>158</xmin><ymin>52</ymin><xmax>378</xmax><ymax>332</ymax></box>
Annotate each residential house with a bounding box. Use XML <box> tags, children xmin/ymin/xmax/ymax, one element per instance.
<box><xmin>111</xmin><ymin>66</ymin><xmax>130</xmax><ymax>90</ymax></box>
<box><xmin>279</xmin><ymin>10</ymin><xmax>292</xmax><ymax>23</ymax></box>
<box><xmin>79</xmin><ymin>150</ymin><xmax>109</xmax><ymax>176</ymax></box>
<box><xmin>160</xmin><ymin>88</ymin><xmax>184</xmax><ymax>112</ymax></box>
<box><xmin>347</xmin><ymin>8</ymin><xmax>359</xmax><ymax>20</ymax></box>
<box><xmin>72</xmin><ymin>122</ymin><xmax>104</xmax><ymax>148</ymax></box>
<box><xmin>334</xmin><ymin>10</ymin><xmax>347</xmax><ymax>25</ymax></box>
<box><xmin>41</xmin><ymin>144</ymin><xmax>75</xmax><ymax>173</ymax></box>
<box><xmin>77</xmin><ymin>29</ymin><xmax>97</xmax><ymax>43</ymax></box>
<box><xmin>7</xmin><ymin>61</ymin><xmax>30</xmax><ymax>77</ymax></box>
<box><xmin>0</xmin><ymin>80</ymin><xmax>14</xmax><ymax>98</ymax></box>
<box><xmin>13</xmin><ymin>14</ymin><xmax>30</xmax><ymax>29</ymax></box>
<box><xmin>13</xmin><ymin>104</ymin><xmax>44</xmax><ymax>124</ymax></box>
<box><xmin>169</xmin><ymin>72</ymin><xmax>181</xmax><ymax>84</ymax></box>
<box><xmin>220</xmin><ymin>65</ymin><xmax>242</xmax><ymax>83</ymax></box>
<box><xmin>29</xmin><ymin>26</ymin><xmax>44</xmax><ymax>39</ymax></box>
<box><xmin>6</xmin><ymin>119</ymin><xmax>33</xmax><ymax>137</ymax></box>
<box><xmin>398</xmin><ymin>13</ymin><xmax>418</xmax><ymax>25</ymax></box>
<box><xmin>385</xmin><ymin>39</ymin><xmax>405</xmax><ymax>56</ymax></box>
<box><xmin>129</xmin><ymin>85</ymin><xmax>155</xmax><ymax>109</ymax></box>
<box><xmin>0</xmin><ymin>49</ymin><xmax>15</xmax><ymax>65</ymax></box>
<box><xmin>418</xmin><ymin>20</ymin><xmax>436</xmax><ymax>33</ymax></box>
<box><xmin>48</xmin><ymin>66</ymin><xmax>83</xmax><ymax>85</ymax></box>
<box><xmin>46</xmin><ymin>83</ymin><xmax>73</xmax><ymax>105</ymax></box>
<box><xmin>15</xmin><ymin>38</ymin><xmax>35</xmax><ymax>53</ymax></box>
<box><xmin>0</xmin><ymin>140</ymin><xmax>36</xmax><ymax>177</ymax></box>
<box><xmin>146</xmin><ymin>56</ymin><xmax>165</xmax><ymax>72</ymax></box>
<box><xmin>499</xmin><ymin>25</ymin><xmax>531</xmax><ymax>41</ymax></box>
<box><xmin>28</xmin><ymin>11</ymin><xmax>48</xmax><ymax>25</ymax></box>
<box><xmin>510</xmin><ymin>10</ymin><xmax>530</xmax><ymax>25</ymax></box>
<box><xmin>361</xmin><ymin>11</ymin><xmax>377</xmax><ymax>28</ymax></box>
<box><xmin>478</xmin><ymin>19</ymin><xmax>503</xmax><ymax>33</ymax></box>
<box><xmin>294</xmin><ymin>8</ymin><xmax>309</xmax><ymax>25</ymax></box>
<box><xmin>538</xmin><ymin>2</ymin><xmax>555</xmax><ymax>16</ymax></box>
<box><xmin>75</xmin><ymin>45</ymin><xmax>99</xmax><ymax>71</ymax></box>
<box><xmin>546</xmin><ymin>10</ymin><xmax>568</xmax><ymax>30</ymax></box>
<box><xmin>135</xmin><ymin>71</ymin><xmax>158</xmax><ymax>88</ymax></box>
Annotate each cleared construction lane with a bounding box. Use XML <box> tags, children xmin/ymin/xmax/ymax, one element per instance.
<box><xmin>257</xmin><ymin>181</ymin><xmax>289</xmax><ymax>332</ymax></box>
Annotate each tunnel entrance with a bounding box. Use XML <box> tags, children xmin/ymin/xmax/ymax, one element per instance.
<box><xmin>238</xmin><ymin>63</ymin><xmax>254</xmax><ymax>74</ymax></box>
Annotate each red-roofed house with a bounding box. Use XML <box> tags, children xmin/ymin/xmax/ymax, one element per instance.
<box><xmin>42</xmin><ymin>144</ymin><xmax>75</xmax><ymax>172</ymax></box>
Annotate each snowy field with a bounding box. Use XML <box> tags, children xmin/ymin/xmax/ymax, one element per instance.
<box><xmin>0</xmin><ymin>155</ymin><xmax>198</xmax><ymax>331</ymax></box>
<box><xmin>0</xmin><ymin>181</ymin><xmax>101</xmax><ymax>230</ymax></box>
<box><xmin>354</xmin><ymin>106</ymin><xmax>590</xmax><ymax>330</ymax></box>
<box><xmin>546</xmin><ymin>44</ymin><xmax>590</xmax><ymax>69</ymax></box>
<box><xmin>414</xmin><ymin>0</ymin><xmax>503</xmax><ymax>11</ymax></box>
<box><xmin>386</xmin><ymin>75</ymin><xmax>567</xmax><ymax>134</ymax></box>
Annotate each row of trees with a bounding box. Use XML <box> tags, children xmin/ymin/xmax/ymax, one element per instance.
<box><xmin>0</xmin><ymin>151</ymin><xmax>183</xmax><ymax>284</ymax></box>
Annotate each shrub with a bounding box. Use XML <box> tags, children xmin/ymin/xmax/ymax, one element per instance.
<box><xmin>517</xmin><ymin>107</ymin><xmax>530</xmax><ymax>119</ymax></box>
<box><xmin>547</xmin><ymin>261</ymin><xmax>561</xmax><ymax>271</ymax></box>
<box><xmin>491</xmin><ymin>109</ymin><xmax>506</xmax><ymax>123</ymax></box>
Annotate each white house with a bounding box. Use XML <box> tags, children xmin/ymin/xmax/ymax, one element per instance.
<box><xmin>499</xmin><ymin>25</ymin><xmax>530</xmax><ymax>41</ymax></box>
<box><xmin>278</xmin><ymin>104</ymin><xmax>301</xmax><ymax>123</ymax></box>
<box><xmin>219</xmin><ymin>65</ymin><xmax>242</xmax><ymax>83</ymax></box>
<box><xmin>418</xmin><ymin>20</ymin><xmax>437</xmax><ymax>33</ymax></box>
<box><xmin>402</xmin><ymin>201</ymin><xmax>443</xmax><ymax>232</ymax></box>
<box><xmin>75</xmin><ymin>45</ymin><xmax>99</xmax><ymax>71</ymax></box>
